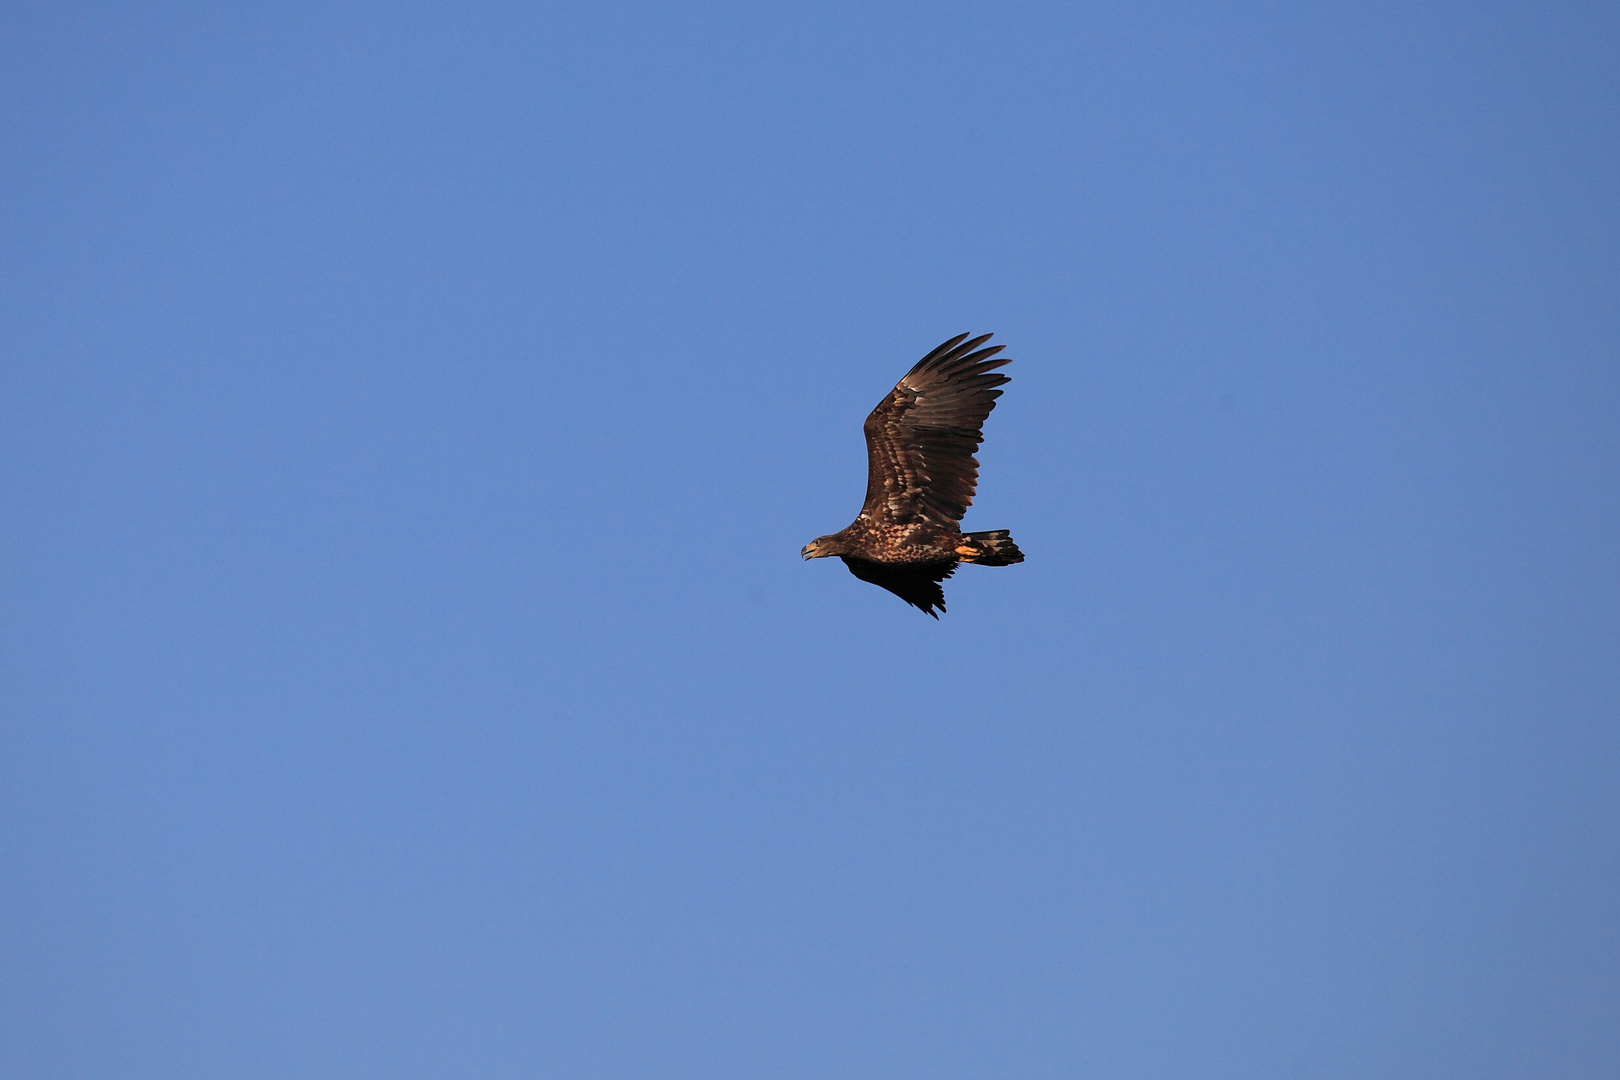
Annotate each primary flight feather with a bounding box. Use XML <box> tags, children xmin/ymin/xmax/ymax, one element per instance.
<box><xmin>801</xmin><ymin>332</ymin><xmax>1024</xmax><ymax>617</ymax></box>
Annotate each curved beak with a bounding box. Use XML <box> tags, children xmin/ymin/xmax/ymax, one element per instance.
<box><xmin>800</xmin><ymin>543</ymin><xmax>817</xmax><ymax>560</ymax></box>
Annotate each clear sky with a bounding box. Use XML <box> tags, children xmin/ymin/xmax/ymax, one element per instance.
<box><xmin>3</xmin><ymin>3</ymin><xmax>1617</xmax><ymax>1078</ymax></box>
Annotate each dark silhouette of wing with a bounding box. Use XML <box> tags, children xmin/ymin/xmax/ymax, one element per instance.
<box><xmin>840</xmin><ymin>557</ymin><xmax>957</xmax><ymax>618</ymax></box>
<box><xmin>861</xmin><ymin>333</ymin><xmax>1011</xmax><ymax>527</ymax></box>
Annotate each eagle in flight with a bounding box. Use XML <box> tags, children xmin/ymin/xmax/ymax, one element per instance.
<box><xmin>801</xmin><ymin>332</ymin><xmax>1024</xmax><ymax>617</ymax></box>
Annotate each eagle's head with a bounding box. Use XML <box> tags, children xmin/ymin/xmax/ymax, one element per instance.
<box><xmin>801</xmin><ymin>535</ymin><xmax>846</xmax><ymax>560</ymax></box>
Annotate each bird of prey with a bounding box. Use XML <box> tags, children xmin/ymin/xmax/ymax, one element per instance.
<box><xmin>801</xmin><ymin>332</ymin><xmax>1024</xmax><ymax>617</ymax></box>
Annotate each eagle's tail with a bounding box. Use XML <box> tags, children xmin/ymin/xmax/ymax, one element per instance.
<box><xmin>959</xmin><ymin>530</ymin><xmax>1024</xmax><ymax>566</ymax></box>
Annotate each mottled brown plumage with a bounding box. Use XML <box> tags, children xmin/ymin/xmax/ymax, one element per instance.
<box><xmin>801</xmin><ymin>332</ymin><xmax>1024</xmax><ymax>616</ymax></box>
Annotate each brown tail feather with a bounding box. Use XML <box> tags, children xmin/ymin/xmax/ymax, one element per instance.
<box><xmin>959</xmin><ymin>530</ymin><xmax>1024</xmax><ymax>566</ymax></box>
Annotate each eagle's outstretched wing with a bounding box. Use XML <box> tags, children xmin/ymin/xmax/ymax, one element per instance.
<box><xmin>840</xmin><ymin>557</ymin><xmax>957</xmax><ymax>618</ymax></box>
<box><xmin>860</xmin><ymin>333</ymin><xmax>1012</xmax><ymax>526</ymax></box>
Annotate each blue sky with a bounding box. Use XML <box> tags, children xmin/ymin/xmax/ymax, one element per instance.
<box><xmin>3</xmin><ymin>3</ymin><xmax>1617</xmax><ymax>1077</ymax></box>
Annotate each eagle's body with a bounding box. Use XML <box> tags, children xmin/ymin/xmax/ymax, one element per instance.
<box><xmin>801</xmin><ymin>333</ymin><xmax>1024</xmax><ymax>617</ymax></box>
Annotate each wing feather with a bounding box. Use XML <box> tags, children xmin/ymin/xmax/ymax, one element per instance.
<box><xmin>860</xmin><ymin>333</ymin><xmax>1012</xmax><ymax>526</ymax></box>
<box><xmin>840</xmin><ymin>557</ymin><xmax>957</xmax><ymax>618</ymax></box>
